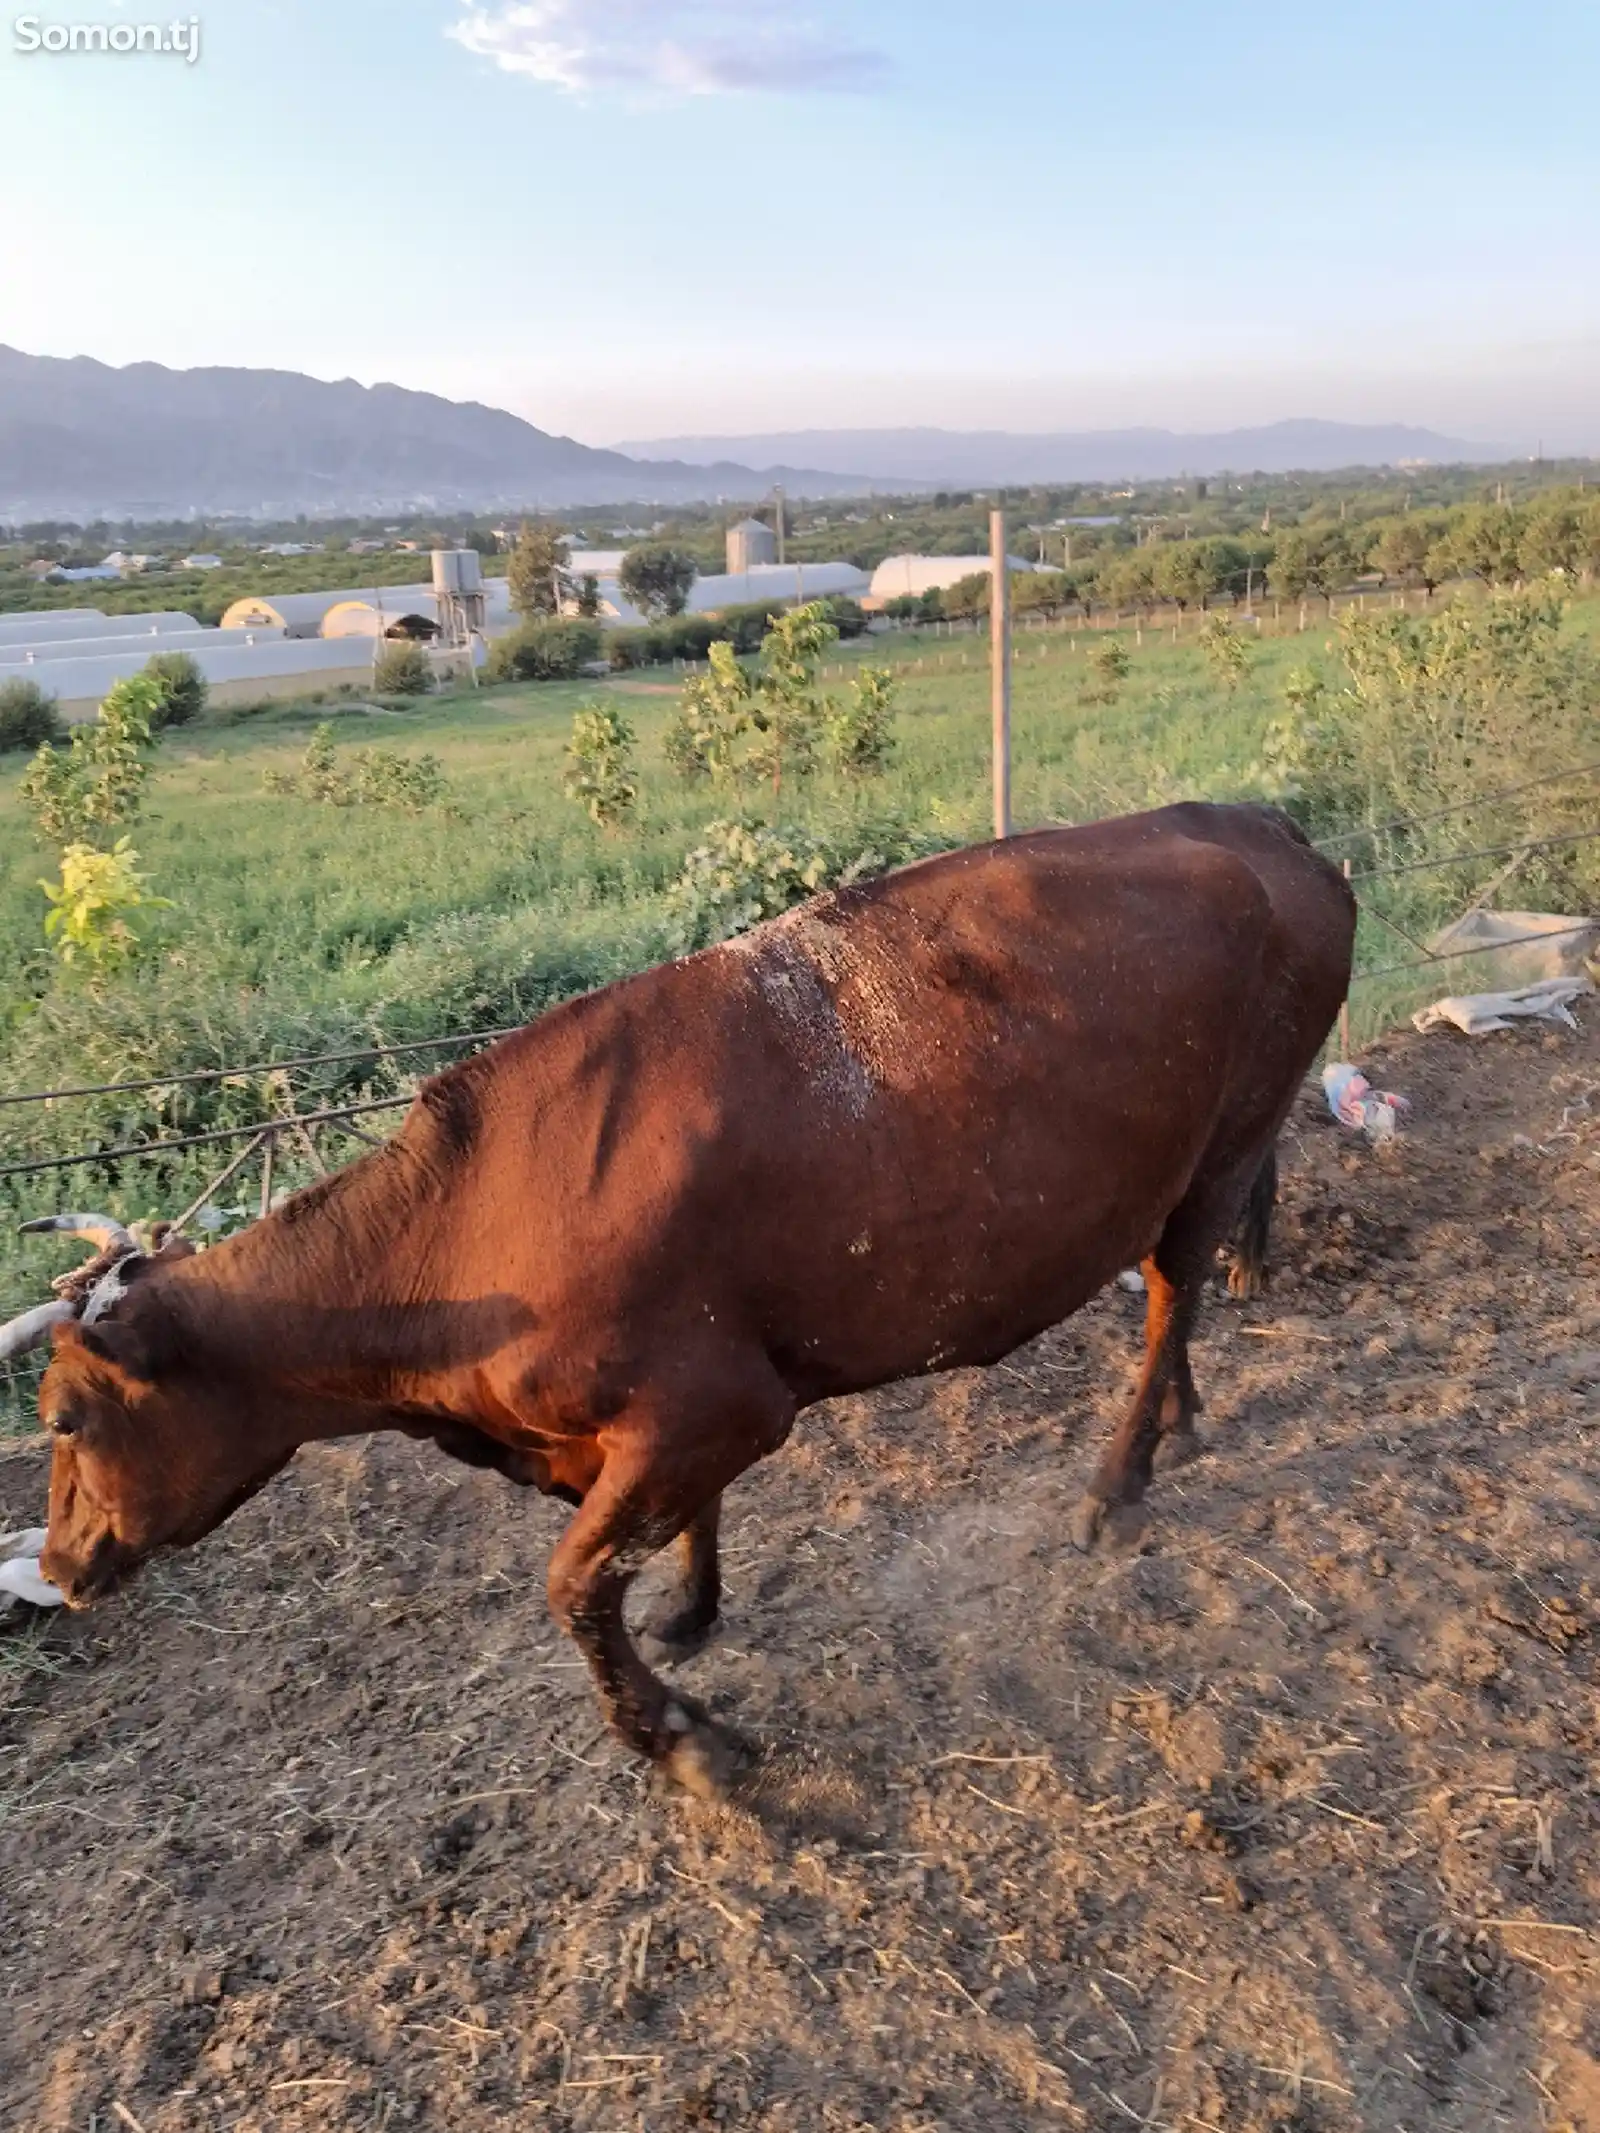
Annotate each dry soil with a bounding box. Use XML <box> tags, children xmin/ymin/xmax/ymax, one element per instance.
<box><xmin>2</xmin><ymin>1013</ymin><xmax>1597</xmax><ymax>2133</ymax></box>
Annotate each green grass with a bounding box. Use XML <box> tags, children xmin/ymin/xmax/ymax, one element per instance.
<box><xmin>1</xmin><ymin>601</ymin><xmax>1595</xmax><ymax>1427</ymax></box>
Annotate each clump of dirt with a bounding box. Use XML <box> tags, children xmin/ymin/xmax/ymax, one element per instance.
<box><xmin>2</xmin><ymin>1015</ymin><xmax>1598</xmax><ymax>2132</ymax></box>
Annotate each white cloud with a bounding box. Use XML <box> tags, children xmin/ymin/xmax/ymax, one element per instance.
<box><xmin>447</xmin><ymin>0</ymin><xmax>891</xmax><ymax>97</ymax></box>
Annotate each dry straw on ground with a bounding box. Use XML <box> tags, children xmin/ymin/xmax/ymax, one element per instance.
<box><xmin>1</xmin><ymin>1016</ymin><xmax>1597</xmax><ymax>2132</ymax></box>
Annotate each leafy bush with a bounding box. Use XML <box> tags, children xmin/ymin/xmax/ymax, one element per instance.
<box><xmin>348</xmin><ymin>747</ymin><xmax>447</xmax><ymax>812</ymax></box>
<box><xmin>745</xmin><ymin>602</ymin><xmax>839</xmax><ymax>796</ymax></box>
<box><xmin>264</xmin><ymin>722</ymin><xmax>446</xmax><ymax>811</ymax></box>
<box><xmin>39</xmin><ymin>837</ymin><xmax>171</xmax><ymax>972</ymax></box>
<box><xmin>372</xmin><ymin>641</ymin><xmax>433</xmax><ymax>696</ymax></box>
<box><xmin>0</xmin><ymin>676</ymin><xmax>64</xmax><ymax>753</ymax></box>
<box><xmin>142</xmin><ymin>649</ymin><xmax>208</xmax><ymax>728</ymax></box>
<box><xmin>668</xmin><ymin>820</ymin><xmax>838</xmax><ymax>949</ymax></box>
<box><xmin>485</xmin><ymin>618</ymin><xmax>603</xmax><ymax>683</ymax></box>
<box><xmin>667</xmin><ymin>814</ymin><xmax>952</xmax><ymax>951</ymax></box>
<box><xmin>1262</xmin><ymin>583</ymin><xmax>1600</xmax><ymax>908</ymax></box>
<box><xmin>1013</xmin><ymin>570</ymin><xmax>1084</xmax><ymax>619</ymax></box>
<box><xmin>605</xmin><ymin>626</ymin><xmax>658</xmax><ymax>673</ymax></box>
<box><xmin>941</xmin><ymin>572</ymin><xmax>991</xmax><ymax>621</ymax></box>
<box><xmin>820</xmin><ymin>595</ymin><xmax>868</xmax><ymax>639</ymax></box>
<box><xmin>563</xmin><ymin>701</ymin><xmax>638</xmax><ymax>829</ymax></box>
<box><xmin>1084</xmin><ymin>638</ymin><xmax>1131</xmax><ymax>701</ymax></box>
<box><xmin>877</xmin><ymin>590</ymin><xmax>936</xmax><ymax>622</ymax></box>
<box><xmin>654</xmin><ymin>615</ymin><xmax>718</xmax><ymax>662</ymax></box>
<box><xmin>19</xmin><ymin>674</ymin><xmax>161</xmax><ymax>845</ymax></box>
<box><xmin>608</xmin><ymin>613</ymin><xmax>749</xmax><ymax>669</ymax></box>
<box><xmin>828</xmin><ymin>666</ymin><xmax>897</xmax><ymax>776</ymax></box>
<box><xmin>666</xmin><ymin>641</ymin><xmax>754</xmax><ymax>784</ymax></box>
<box><xmin>1197</xmin><ymin>613</ymin><xmax>1249</xmax><ymax>694</ymax></box>
<box><xmin>715</xmin><ymin>600</ymin><xmax>789</xmax><ymax>653</ymax></box>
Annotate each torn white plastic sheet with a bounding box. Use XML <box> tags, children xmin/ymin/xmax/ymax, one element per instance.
<box><xmin>1413</xmin><ymin>975</ymin><xmax>1593</xmax><ymax>1036</ymax></box>
<box><xmin>0</xmin><ymin>1526</ymin><xmax>63</xmax><ymax>1611</ymax></box>
<box><xmin>1427</xmin><ymin>910</ymin><xmax>1599</xmax><ymax>990</ymax></box>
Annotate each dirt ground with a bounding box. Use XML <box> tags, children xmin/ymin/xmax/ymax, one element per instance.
<box><xmin>2</xmin><ymin>1012</ymin><xmax>1597</xmax><ymax>2133</ymax></box>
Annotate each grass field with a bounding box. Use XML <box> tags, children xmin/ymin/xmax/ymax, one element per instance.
<box><xmin>2</xmin><ymin>598</ymin><xmax>1596</xmax><ymax>1419</ymax></box>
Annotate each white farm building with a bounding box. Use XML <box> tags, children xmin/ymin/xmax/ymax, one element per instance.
<box><xmin>15</xmin><ymin>637</ymin><xmax>388</xmax><ymax>725</ymax></box>
<box><xmin>0</xmin><ymin>626</ymin><xmax>285</xmax><ymax>671</ymax></box>
<box><xmin>868</xmin><ymin>555</ymin><xmax>1035</xmax><ymax>603</ymax></box>
<box><xmin>0</xmin><ymin>608</ymin><xmax>200</xmax><ymax>645</ymax></box>
<box><xmin>220</xmin><ymin>578</ymin><xmax>516</xmax><ymax>640</ymax></box>
<box><xmin>578</xmin><ymin>560</ymin><xmax>870</xmax><ymax>628</ymax></box>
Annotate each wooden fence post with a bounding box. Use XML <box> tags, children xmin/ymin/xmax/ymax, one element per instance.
<box><xmin>1339</xmin><ymin>861</ymin><xmax>1353</xmax><ymax>1059</ymax></box>
<box><xmin>990</xmin><ymin>509</ymin><xmax>1012</xmax><ymax>839</ymax></box>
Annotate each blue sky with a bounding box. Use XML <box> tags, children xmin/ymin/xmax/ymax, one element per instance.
<box><xmin>3</xmin><ymin>0</ymin><xmax>1598</xmax><ymax>447</ymax></box>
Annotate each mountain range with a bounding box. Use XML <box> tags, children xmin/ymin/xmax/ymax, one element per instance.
<box><xmin>0</xmin><ymin>348</ymin><xmax>879</xmax><ymax>520</ymax></box>
<box><xmin>0</xmin><ymin>348</ymin><xmax>1512</xmax><ymax>523</ymax></box>
<box><xmin>616</xmin><ymin>420</ymin><xmax>1504</xmax><ymax>486</ymax></box>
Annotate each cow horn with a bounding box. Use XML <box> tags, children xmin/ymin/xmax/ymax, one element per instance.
<box><xmin>0</xmin><ymin>1298</ymin><xmax>76</xmax><ymax>1364</ymax></box>
<box><xmin>20</xmin><ymin>1213</ymin><xmax>136</xmax><ymax>1256</ymax></box>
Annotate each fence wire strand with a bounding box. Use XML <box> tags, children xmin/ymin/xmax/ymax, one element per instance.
<box><xmin>1314</xmin><ymin>758</ymin><xmax>1600</xmax><ymax>853</ymax></box>
<box><xmin>1349</xmin><ymin>820</ymin><xmax>1600</xmax><ymax>883</ymax></box>
<box><xmin>0</xmin><ymin>1094</ymin><xmax>411</xmax><ymax>1184</ymax></box>
<box><xmin>1349</xmin><ymin>919</ymin><xmax>1596</xmax><ymax>986</ymax></box>
<box><xmin>0</xmin><ymin>1023</ymin><xmax>522</xmax><ymax>1112</ymax></box>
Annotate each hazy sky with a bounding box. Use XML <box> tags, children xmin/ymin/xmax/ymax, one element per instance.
<box><xmin>4</xmin><ymin>0</ymin><xmax>1598</xmax><ymax>448</ymax></box>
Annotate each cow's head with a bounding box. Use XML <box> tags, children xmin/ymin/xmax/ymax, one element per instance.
<box><xmin>2</xmin><ymin>1214</ymin><xmax>289</xmax><ymax>1606</ymax></box>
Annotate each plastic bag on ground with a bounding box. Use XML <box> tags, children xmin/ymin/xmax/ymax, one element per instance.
<box><xmin>1413</xmin><ymin>975</ymin><xmax>1592</xmax><ymax>1036</ymax></box>
<box><xmin>0</xmin><ymin>1527</ymin><xmax>63</xmax><ymax>1611</ymax></box>
<box><xmin>1323</xmin><ymin>1064</ymin><xmax>1410</xmax><ymax>1142</ymax></box>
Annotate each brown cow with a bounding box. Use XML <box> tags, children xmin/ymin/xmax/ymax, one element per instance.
<box><xmin>7</xmin><ymin>803</ymin><xmax>1352</xmax><ymax>1793</ymax></box>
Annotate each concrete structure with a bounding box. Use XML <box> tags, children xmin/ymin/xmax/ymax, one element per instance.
<box><xmin>726</xmin><ymin>517</ymin><xmax>777</xmax><ymax>574</ymax></box>
<box><xmin>868</xmin><ymin>554</ymin><xmax>1035</xmax><ymax>603</ymax></box>
<box><xmin>0</xmin><ymin>625</ymin><xmax>285</xmax><ymax>671</ymax></box>
<box><xmin>0</xmin><ymin>609</ymin><xmax>199</xmax><ymax>644</ymax></box>
<box><xmin>39</xmin><ymin>637</ymin><xmax>386</xmax><ymax>724</ymax></box>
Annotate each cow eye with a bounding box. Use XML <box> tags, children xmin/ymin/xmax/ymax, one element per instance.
<box><xmin>48</xmin><ymin>1413</ymin><xmax>78</xmax><ymax>1438</ymax></box>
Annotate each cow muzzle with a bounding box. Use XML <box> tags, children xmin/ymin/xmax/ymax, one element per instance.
<box><xmin>40</xmin><ymin>1529</ymin><xmax>136</xmax><ymax>1609</ymax></box>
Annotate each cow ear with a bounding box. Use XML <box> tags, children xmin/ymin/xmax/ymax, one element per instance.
<box><xmin>53</xmin><ymin>1318</ymin><xmax>161</xmax><ymax>1394</ymax></box>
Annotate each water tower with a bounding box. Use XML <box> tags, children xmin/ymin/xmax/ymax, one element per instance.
<box><xmin>431</xmin><ymin>549</ymin><xmax>487</xmax><ymax>648</ymax></box>
<box><xmin>726</xmin><ymin>516</ymin><xmax>778</xmax><ymax>575</ymax></box>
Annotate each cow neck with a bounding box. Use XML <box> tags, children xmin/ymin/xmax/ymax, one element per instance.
<box><xmin>159</xmin><ymin>1140</ymin><xmax>443</xmax><ymax>1407</ymax></box>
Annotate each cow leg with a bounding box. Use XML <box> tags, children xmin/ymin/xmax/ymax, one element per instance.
<box><xmin>1226</xmin><ymin>1143</ymin><xmax>1277</xmax><ymax>1300</ymax></box>
<box><xmin>1071</xmin><ymin>1187</ymin><xmax>1228</xmax><ymax>1553</ymax></box>
<box><xmin>546</xmin><ymin>1374</ymin><xmax>792</xmax><ymax>1794</ymax></box>
<box><xmin>641</xmin><ymin>1494</ymin><xmax>722</xmax><ymax>1658</ymax></box>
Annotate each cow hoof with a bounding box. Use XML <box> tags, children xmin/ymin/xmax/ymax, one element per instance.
<box><xmin>1152</xmin><ymin>1428</ymin><xmax>1205</xmax><ymax>1474</ymax></box>
<box><xmin>1069</xmin><ymin>1495</ymin><xmax>1107</xmax><ymax>1553</ymax></box>
<box><xmin>1227</xmin><ymin>1261</ymin><xmax>1265</xmax><ymax>1301</ymax></box>
<box><xmin>642</xmin><ymin>1604</ymin><xmax>719</xmax><ymax>1662</ymax></box>
<box><xmin>660</xmin><ymin>1703</ymin><xmax>748</xmax><ymax>1801</ymax></box>
<box><xmin>1070</xmin><ymin>1495</ymin><xmax>1149</xmax><ymax>1555</ymax></box>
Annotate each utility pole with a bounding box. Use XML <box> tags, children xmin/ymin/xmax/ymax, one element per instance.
<box><xmin>990</xmin><ymin>509</ymin><xmax>1011</xmax><ymax>840</ymax></box>
<box><xmin>772</xmin><ymin>484</ymin><xmax>786</xmax><ymax>566</ymax></box>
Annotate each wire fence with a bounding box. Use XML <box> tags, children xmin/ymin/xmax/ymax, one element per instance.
<box><xmin>0</xmin><ymin>1025</ymin><xmax>525</xmax><ymax>1112</ymax></box>
<box><xmin>3</xmin><ymin>761</ymin><xmax>1596</xmax><ymax>1429</ymax></box>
